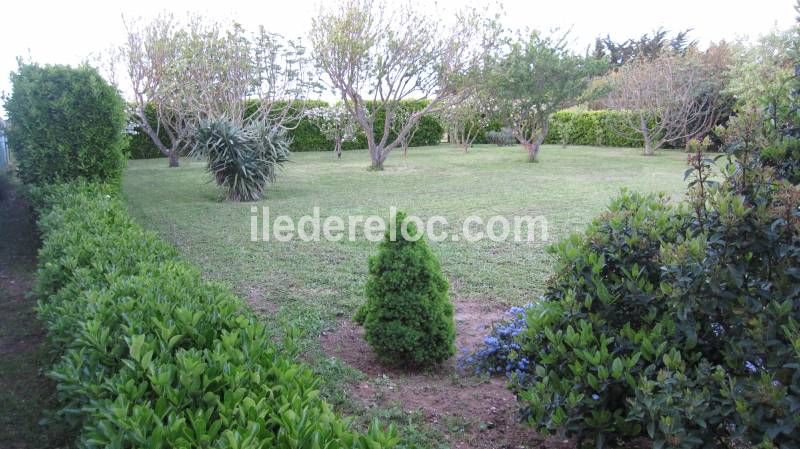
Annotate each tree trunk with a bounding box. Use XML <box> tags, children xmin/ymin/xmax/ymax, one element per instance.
<box><xmin>168</xmin><ymin>150</ymin><xmax>180</xmax><ymax>167</ymax></box>
<box><xmin>643</xmin><ymin>139</ymin><xmax>654</xmax><ymax>156</ymax></box>
<box><xmin>640</xmin><ymin>116</ymin><xmax>654</xmax><ymax>156</ymax></box>
<box><xmin>370</xmin><ymin>149</ymin><xmax>384</xmax><ymax>170</ymax></box>
<box><xmin>524</xmin><ymin>142</ymin><xmax>540</xmax><ymax>162</ymax></box>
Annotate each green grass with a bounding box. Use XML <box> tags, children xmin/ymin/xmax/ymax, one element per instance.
<box><xmin>123</xmin><ymin>144</ymin><xmax>688</xmax><ymax>310</ymax></box>
<box><xmin>122</xmin><ymin>144</ymin><xmax>690</xmax><ymax>446</ymax></box>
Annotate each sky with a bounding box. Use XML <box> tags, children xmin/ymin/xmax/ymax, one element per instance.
<box><xmin>0</xmin><ymin>0</ymin><xmax>796</xmax><ymax>117</ymax></box>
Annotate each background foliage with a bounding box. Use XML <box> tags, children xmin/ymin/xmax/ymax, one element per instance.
<box><xmin>127</xmin><ymin>100</ymin><xmax>445</xmax><ymax>158</ymax></box>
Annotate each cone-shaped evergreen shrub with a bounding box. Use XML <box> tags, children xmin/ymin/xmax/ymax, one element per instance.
<box><xmin>357</xmin><ymin>211</ymin><xmax>455</xmax><ymax>367</ymax></box>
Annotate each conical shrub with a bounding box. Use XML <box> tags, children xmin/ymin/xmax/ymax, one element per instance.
<box><xmin>356</xmin><ymin>211</ymin><xmax>455</xmax><ymax>366</ymax></box>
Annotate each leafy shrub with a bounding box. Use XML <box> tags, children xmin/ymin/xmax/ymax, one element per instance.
<box><xmin>469</xmin><ymin>144</ymin><xmax>800</xmax><ymax>447</ymax></box>
<box><xmin>33</xmin><ymin>182</ymin><xmax>399</xmax><ymax>449</ymax></box>
<box><xmin>407</xmin><ymin>111</ymin><xmax>445</xmax><ymax>146</ymax></box>
<box><xmin>193</xmin><ymin>118</ymin><xmax>290</xmax><ymax>201</ymax></box>
<box><xmin>4</xmin><ymin>63</ymin><xmax>127</xmax><ymax>185</ymax></box>
<box><xmin>356</xmin><ymin>211</ymin><xmax>455</xmax><ymax>367</ymax></box>
<box><xmin>486</xmin><ymin>128</ymin><xmax>516</xmax><ymax>146</ymax></box>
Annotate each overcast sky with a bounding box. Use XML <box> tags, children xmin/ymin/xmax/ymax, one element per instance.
<box><xmin>0</xmin><ymin>0</ymin><xmax>796</xmax><ymax>117</ymax></box>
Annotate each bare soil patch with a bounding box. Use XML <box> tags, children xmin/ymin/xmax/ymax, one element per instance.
<box><xmin>0</xmin><ymin>177</ymin><xmax>70</xmax><ymax>448</ymax></box>
<box><xmin>320</xmin><ymin>301</ymin><xmax>574</xmax><ymax>449</ymax></box>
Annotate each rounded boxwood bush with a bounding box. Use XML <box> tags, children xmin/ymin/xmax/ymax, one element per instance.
<box><xmin>5</xmin><ymin>63</ymin><xmax>127</xmax><ymax>185</ymax></box>
<box><xmin>356</xmin><ymin>211</ymin><xmax>455</xmax><ymax>367</ymax></box>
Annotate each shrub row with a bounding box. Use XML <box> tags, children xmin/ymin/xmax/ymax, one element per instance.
<box><xmin>468</xmin><ymin>110</ymin><xmax>647</xmax><ymax>149</ymax></box>
<box><xmin>127</xmin><ymin>100</ymin><xmax>444</xmax><ymax>159</ymax></box>
<box><xmin>32</xmin><ymin>181</ymin><xmax>398</xmax><ymax>448</ymax></box>
<box><xmin>127</xmin><ymin>107</ymin><xmax>650</xmax><ymax>157</ymax></box>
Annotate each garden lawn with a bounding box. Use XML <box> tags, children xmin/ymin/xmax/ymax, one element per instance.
<box><xmin>122</xmin><ymin>144</ymin><xmax>690</xmax><ymax>447</ymax></box>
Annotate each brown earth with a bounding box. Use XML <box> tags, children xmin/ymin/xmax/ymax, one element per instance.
<box><xmin>0</xmin><ymin>176</ymin><xmax>70</xmax><ymax>448</ymax></box>
<box><xmin>320</xmin><ymin>301</ymin><xmax>575</xmax><ymax>449</ymax></box>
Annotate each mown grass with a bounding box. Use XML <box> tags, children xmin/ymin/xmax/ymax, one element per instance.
<box><xmin>122</xmin><ymin>144</ymin><xmax>690</xmax><ymax>447</ymax></box>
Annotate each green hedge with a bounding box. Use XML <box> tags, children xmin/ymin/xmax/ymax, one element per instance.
<box><xmin>543</xmin><ymin>110</ymin><xmax>645</xmax><ymax>148</ymax></box>
<box><xmin>32</xmin><ymin>181</ymin><xmax>399</xmax><ymax>448</ymax></box>
<box><xmin>127</xmin><ymin>100</ymin><xmax>444</xmax><ymax>158</ymax></box>
<box><xmin>5</xmin><ymin>63</ymin><xmax>127</xmax><ymax>185</ymax></box>
<box><xmin>469</xmin><ymin>110</ymin><xmax>647</xmax><ymax>149</ymax></box>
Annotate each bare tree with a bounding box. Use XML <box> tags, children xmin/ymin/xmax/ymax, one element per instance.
<box><xmin>310</xmin><ymin>0</ymin><xmax>498</xmax><ymax>170</ymax></box>
<box><xmin>123</xmin><ymin>15</ymin><xmax>193</xmax><ymax>167</ymax></box>
<box><xmin>605</xmin><ymin>53</ymin><xmax>722</xmax><ymax>155</ymax></box>
<box><xmin>122</xmin><ymin>14</ymin><xmax>316</xmax><ymax>167</ymax></box>
<box><xmin>440</xmin><ymin>95</ymin><xmax>490</xmax><ymax>152</ymax></box>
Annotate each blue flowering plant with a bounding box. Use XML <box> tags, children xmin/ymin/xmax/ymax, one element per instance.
<box><xmin>461</xmin><ymin>305</ymin><xmax>532</xmax><ymax>383</ymax></box>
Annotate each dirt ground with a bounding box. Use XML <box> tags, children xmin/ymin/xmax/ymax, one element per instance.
<box><xmin>320</xmin><ymin>301</ymin><xmax>575</xmax><ymax>449</ymax></box>
<box><xmin>0</xmin><ymin>177</ymin><xmax>70</xmax><ymax>449</ymax></box>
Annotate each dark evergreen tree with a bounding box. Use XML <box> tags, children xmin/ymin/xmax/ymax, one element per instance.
<box><xmin>356</xmin><ymin>211</ymin><xmax>455</xmax><ymax>367</ymax></box>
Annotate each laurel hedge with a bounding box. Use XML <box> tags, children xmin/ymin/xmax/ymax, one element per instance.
<box><xmin>32</xmin><ymin>181</ymin><xmax>399</xmax><ymax>448</ymax></box>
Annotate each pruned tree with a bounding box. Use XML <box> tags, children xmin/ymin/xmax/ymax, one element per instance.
<box><xmin>307</xmin><ymin>104</ymin><xmax>357</xmax><ymax>158</ymax></box>
<box><xmin>440</xmin><ymin>95</ymin><xmax>490</xmax><ymax>152</ymax></box>
<box><xmin>122</xmin><ymin>14</ymin><xmax>316</xmax><ymax>167</ymax></box>
<box><xmin>310</xmin><ymin>0</ymin><xmax>499</xmax><ymax>170</ymax></box>
<box><xmin>487</xmin><ymin>31</ymin><xmax>604</xmax><ymax>162</ymax></box>
<box><xmin>606</xmin><ymin>52</ymin><xmax>725</xmax><ymax>155</ymax></box>
<box><xmin>123</xmin><ymin>15</ymin><xmax>195</xmax><ymax>167</ymax></box>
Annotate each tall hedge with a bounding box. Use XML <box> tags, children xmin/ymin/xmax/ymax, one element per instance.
<box><xmin>32</xmin><ymin>181</ymin><xmax>399</xmax><ymax>448</ymax></box>
<box><xmin>5</xmin><ymin>63</ymin><xmax>127</xmax><ymax>185</ymax></box>
<box><xmin>126</xmin><ymin>100</ymin><xmax>445</xmax><ymax>158</ymax></box>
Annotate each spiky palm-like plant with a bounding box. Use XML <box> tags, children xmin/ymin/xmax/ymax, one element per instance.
<box><xmin>194</xmin><ymin>119</ymin><xmax>290</xmax><ymax>201</ymax></box>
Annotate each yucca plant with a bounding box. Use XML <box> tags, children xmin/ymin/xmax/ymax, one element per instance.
<box><xmin>193</xmin><ymin>118</ymin><xmax>290</xmax><ymax>201</ymax></box>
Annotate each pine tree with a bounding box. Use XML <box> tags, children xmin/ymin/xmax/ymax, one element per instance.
<box><xmin>356</xmin><ymin>211</ymin><xmax>455</xmax><ymax>366</ymax></box>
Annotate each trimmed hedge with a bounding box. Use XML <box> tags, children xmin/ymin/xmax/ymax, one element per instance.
<box><xmin>471</xmin><ymin>110</ymin><xmax>647</xmax><ymax>149</ymax></box>
<box><xmin>5</xmin><ymin>63</ymin><xmax>127</xmax><ymax>185</ymax></box>
<box><xmin>127</xmin><ymin>100</ymin><xmax>444</xmax><ymax>158</ymax></box>
<box><xmin>32</xmin><ymin>181</ymin><xmax>399</xmax><ymax>448</ymax></box>
<box><xmin>544</xmin><ymin>110</ymin><xmax>645</xmax><ymax>148</ymax></box>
